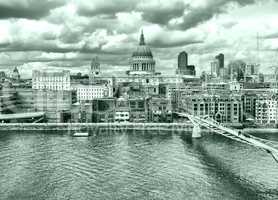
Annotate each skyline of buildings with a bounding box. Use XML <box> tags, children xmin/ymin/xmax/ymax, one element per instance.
<box><xmin>1</xmin><ymin>30</ymin><xmax>278</xmax><ymax>126</ymax></box>
<box><xmin>1</xmin><ymin>29</ymin><xmax>274</xmax><ymax>79</ymax></box>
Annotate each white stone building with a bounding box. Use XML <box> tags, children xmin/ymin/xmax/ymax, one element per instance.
<box><xmin>76</xmin><ymin>84</ymin><xmax>113</xmax><ymax>102</ymax></box>
<box><xmin>32</xmin><ymin>70</ymin><xmax>70</xmax><ymax>91</ymax></box>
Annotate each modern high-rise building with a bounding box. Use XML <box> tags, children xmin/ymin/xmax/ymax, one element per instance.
<box><xmin>178</xmin><ymin>51</ymin><xmax>188</xmax><ymax>70</ymax></box>
<box><xmin>215</xmin><ymin>53</ymin><xmax>224</xmax><ymax>69</ymax></box>
<box><xmin>176</xmin><ymin>51</ymin><xmax>195</xmax><ymax>76</ymax></box>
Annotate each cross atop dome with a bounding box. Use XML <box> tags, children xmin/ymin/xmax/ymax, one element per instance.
<box><xmin>139</xmin><ymin>29</ymin><xmax>145</xmax><ymax>45</ymax></box>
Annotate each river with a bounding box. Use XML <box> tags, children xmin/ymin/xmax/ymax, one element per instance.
<box><xmin>0</xmin><ymin>130</ymin><xmax>277</xmax><ymax>200</ymax></box>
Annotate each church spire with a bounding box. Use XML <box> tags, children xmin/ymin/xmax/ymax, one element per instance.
<box><xmin>139</xmin><ymin>29</ymin><xmax>145</xmax><ymax>45</ymax></box>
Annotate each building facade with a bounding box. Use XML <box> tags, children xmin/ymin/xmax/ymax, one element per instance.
<box><xmin>33</xmin><ymin>90</ymin><xmax>72</xmax><ymax>122</ymax></box>
<box><xmin>115</xmin><ymin>97</ymin><xmax>130</xmax><ymax>122</ymax></box>
<box><xmin>148</xmin><ymin>97</ymin><xmax>172</xmax><ymax>122</ymax></box>
<box><xmin>76</xmin><ymin>84</ymin><xmax>113</xmax><ymax>102</ymax></box>
<box><xmin>178</xmin><ymin>93</ymin><xmax>243</xmax><ymax>124</ymax></box>
<box><xmin>255</xmin><ymin>93</ymin><xmax>278</xmax><ymax>124</ymax></box>
<box><xmin>32</xmin><ymin>70</ymin><xmax>70</xmax><ymax>91</ymax></box>
<box><xmin>129</xmin><ymin>98</ymin><xmax>148</xmax><ymax>122</ymax></box>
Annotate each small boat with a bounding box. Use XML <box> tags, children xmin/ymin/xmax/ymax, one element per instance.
<box><xmin>73</xmin><ymin>132</ymin><xmax>89</xmax><ymax>137</ymax></box>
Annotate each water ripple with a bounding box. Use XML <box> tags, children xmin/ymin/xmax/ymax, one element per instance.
<box><xmin>0</xmin><ymin>131</ymin><xmax>278</xmax><ymax>200</ymax></box>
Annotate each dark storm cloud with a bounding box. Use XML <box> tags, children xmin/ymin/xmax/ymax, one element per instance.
<box><xmin>0</xmin><ymin>0</ymin><xmax>65</xmax><ymax>19</ymax></box>
<box><xmin>174</xmin><ymin>0</ymin><xmax>258</xmax><ymax>30</ymax></box>
<box><xmin>139</xmin><ymin>1</ymin><xmax>187</xmax><ymax>25</ymax></box>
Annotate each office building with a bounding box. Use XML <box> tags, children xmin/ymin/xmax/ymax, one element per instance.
<box><xmin>178</xmin><ymin>51</ymin><xmax>188</xmax><ymax>70</ymax></box>
<box><xmin>215</xmin><ymin>53</ymin><xmax>224</xmax><ymax>69</ymax></box>
<box><xmin>178</xmin><ymin>93</ymin><xmax>243</xmax><ymax>124</ymax></box>
<box><xmin>176</xmin><ymin>51</ymin><xmax>196</xmax><ymax>76</ymax></box>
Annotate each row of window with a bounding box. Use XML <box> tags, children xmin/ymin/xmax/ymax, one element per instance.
<box><xmin>33</xmin><ymin>77</ymin><xmax>69</xmax><ymax>81</ymax></box>
<box><xmin>132</xmin><ymin>63</ymin><xmax>154</xmax><ymax>71</ymax></box>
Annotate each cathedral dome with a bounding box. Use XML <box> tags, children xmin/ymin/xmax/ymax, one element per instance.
<box><xmin>128</xmin><ymin>30</ymin><xmax>156</xmax><ymax>75</ymax></box>
<box><xmin>132</xmin><ymin>46</ymin><xmax>153</xmax><ymax>57</ymax></box>
<box><xmin>132</xmin><ymin>30</ymin><xmax>153</xmax><ymax>58</ymax></box>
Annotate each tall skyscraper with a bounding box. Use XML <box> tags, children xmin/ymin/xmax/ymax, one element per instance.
<box><xmin>178</xmin><ymin>51</ymin><xmax>188</xmax><ymax>70</ymax></box>
<box><xmin>176</xmin><ymin>51</ymin><xmax>195</xmax><ymax>76</ymax></box>
<box><xmin>215</xmin><ymin>53</ymin><xmax>224</xmax><ymax>69</ymax></box>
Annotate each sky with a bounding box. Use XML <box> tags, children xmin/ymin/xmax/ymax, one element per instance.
<box><xmin>1</xmin><ymin>0</ymin><xmax>278</xmax><ymax>78</ymax></box>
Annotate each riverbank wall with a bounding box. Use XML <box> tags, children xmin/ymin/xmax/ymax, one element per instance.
<box><xmin>1</xmin><ymin>123</ymin><xmax>277</xmax><ymax>135</ymax></box>
<box><xmin>0</xmin><ymin>122</ymin><xmax>194</xmax><ymax>135</ymax></box>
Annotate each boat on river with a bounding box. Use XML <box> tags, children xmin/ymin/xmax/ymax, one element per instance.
<box><xmin>73</xmin><ymin>132</ymin><xmax>89</xmax><ymax>137</ymax></box>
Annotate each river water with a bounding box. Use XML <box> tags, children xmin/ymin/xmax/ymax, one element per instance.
<box><xmin>0</xmin><ymin>130</ymin><xmax>277</xmax><ymax>200</ymax></box>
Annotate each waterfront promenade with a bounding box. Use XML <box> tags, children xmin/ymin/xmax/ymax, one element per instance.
<box><xmin>0</xmin><ymin>122</ymin><xmax>193</xmax><ymax>133</ymax></box>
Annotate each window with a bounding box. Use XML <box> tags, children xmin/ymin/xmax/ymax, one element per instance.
<box><xmin>194</xmin><ymin>104</ymin><xmax>198</xmax><ymax>111</ymax></box>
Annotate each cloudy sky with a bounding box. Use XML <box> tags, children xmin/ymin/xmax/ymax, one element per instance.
<box><xmin>1</xmin><ymin>0</ymin><xmax>278</xmax><ymax>78</ymax></box>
